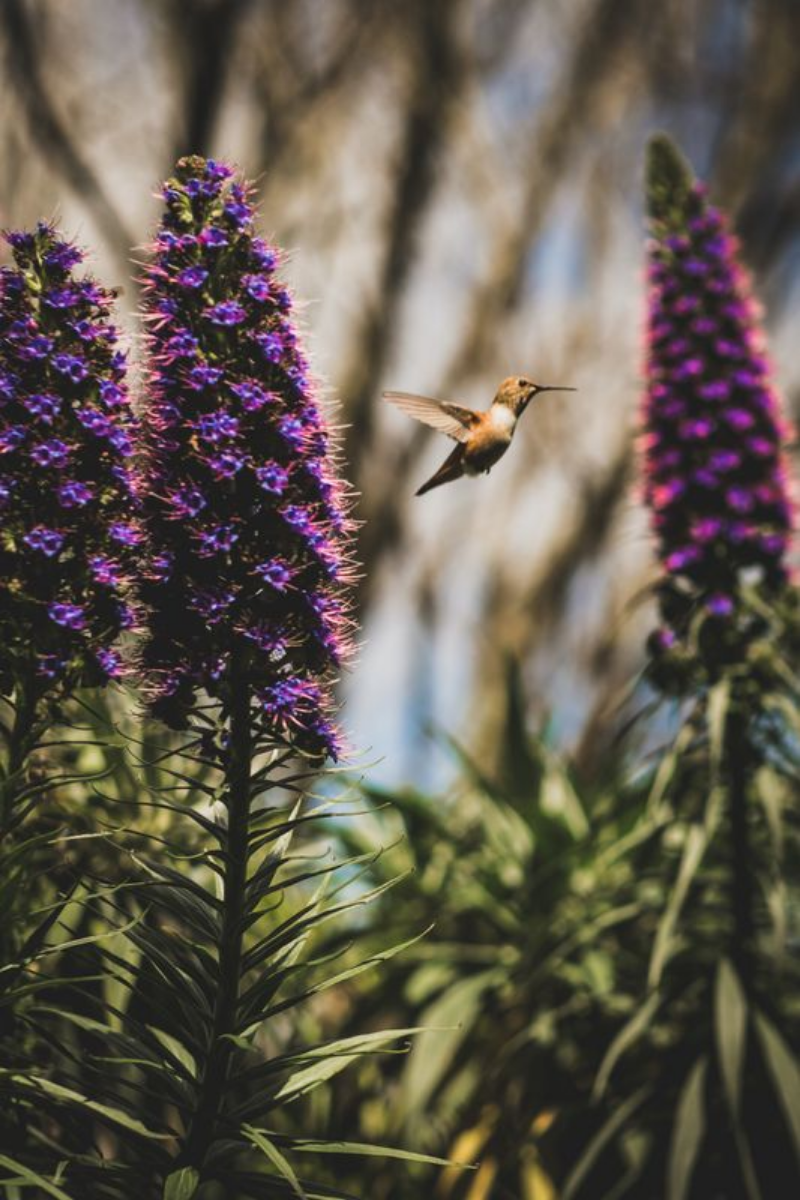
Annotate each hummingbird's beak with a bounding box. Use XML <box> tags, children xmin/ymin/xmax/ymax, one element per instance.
<box><xmin>534</xmin><ymin>385</ymin><xmax>576</xmax><ymax>395</ymax></box>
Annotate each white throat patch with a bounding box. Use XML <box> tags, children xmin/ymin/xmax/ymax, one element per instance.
<box><xmin>490</xmin><ymin>405</ymin><xmax>517</xmax><ymax>434</ymax></box>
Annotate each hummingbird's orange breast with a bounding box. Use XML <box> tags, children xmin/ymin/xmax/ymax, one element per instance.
<box><xmin>462</xmin><ymin>419</ymin><xmax>513</xmax><ymax>474</ymax></box>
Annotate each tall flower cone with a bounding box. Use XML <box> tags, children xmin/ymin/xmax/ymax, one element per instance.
<box><xmin>0</xmin><ymin>223</ymin><xmax>140</xmax><ymax>700</ymax></box>
<box><xmin>138</xmin><ymin>156</ymin><xmax>357</xmax><ymax>760</ymax></box>
<box><xmin>642</xmin><ymin>135</ymin><xmax>796</xmax><ymax>677</ymax></box>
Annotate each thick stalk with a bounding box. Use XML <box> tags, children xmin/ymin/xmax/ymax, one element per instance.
<box><xmin>726</xmin><ymin>706</ymin><xmax>753</xmax><ymax>981</ymax></box>
<box><xmin>0</xmin><ymin>674</ymin><xmax>45</xmax><ymax>1031</ymax></box>
<box><xmin>1</xmin><ymin>676</ymin><xmax>41</xmax><ymax>837</ymax></box>
<box><xmin>182</xmin><ymin>669</ymin><xmax>252</xmax><ymax>1168</ymax></box>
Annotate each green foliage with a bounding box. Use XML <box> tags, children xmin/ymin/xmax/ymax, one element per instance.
<box><xmin>291</xmin><ymin>696</ymin><xmax>651</xmax><ymax>1198</ymax></box>
<box><xmin>1</xmin><ymin>697</ymin><xmax>427</xmax><ymax>1199</ymax></box>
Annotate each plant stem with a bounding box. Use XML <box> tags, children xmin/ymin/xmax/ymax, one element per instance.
<box><xmin>1</xmin><ymin>675</ymin><xmax>41</xmax><ymax>838</ymax></box>
<box><xmin>727</xmin><ymin>705</ymin><xmax>753</xmax><ymax>982</ymax></box>
<box><xmin>182</xmin><ymin>665</ymin><xmax>252</xmax><ymax>1169</ymax></box>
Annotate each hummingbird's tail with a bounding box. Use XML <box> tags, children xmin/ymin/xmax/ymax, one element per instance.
<box><xmin>415</xmin><ymin>444</ymin><xmax>465</xmax><ymax>496</ymax></box>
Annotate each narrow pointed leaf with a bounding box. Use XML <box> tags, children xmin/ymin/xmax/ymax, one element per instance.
<box><xmin>754</xmin><ymin>1011</ymin><xmax>800</xmax><ymax>1169</ymax></box>
<box><xmin>714</xmin><ymin>958</ymin><xmax>747</xmax><ymax>1121</ymax></box>
<box><xmin>242</xmin><ymin>1126</ymin><xmax>307</xmax><ymax>1199</ymax></box>
<box><xmin>667</xmin><ymin>1057</ymin><xmax>707</xmax><ymax>1200</ymax></box>
<box><xmin>0</xmin><ymin>1156</ymin><xmax>75</xmax><ymax>1199</ymax></box>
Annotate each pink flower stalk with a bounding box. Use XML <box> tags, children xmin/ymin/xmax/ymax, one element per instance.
<box><xmin>642</xmin><ymin>135</ymin><xmax>795</xmax><ymax>656</ymax></box>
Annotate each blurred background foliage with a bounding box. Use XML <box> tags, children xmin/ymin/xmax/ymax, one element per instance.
<box><xmin>2</xmin><ymin>1</ymin><xmax>800</xmax><ymax>1197</ymax></box>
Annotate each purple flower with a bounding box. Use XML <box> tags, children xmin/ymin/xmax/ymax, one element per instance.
<box><xmin>279</xmin><ymin>415</ymin><xmax>307</xmax><ymax>448</ymax></box>
<box><xmin>642</xmin><ymin>135</ymin><xmax>796</xmax><ymax>663</ymax></box>
<box><xmin>225</xmin><ymin>200</ymin><xmax>252</xmax><ymax>227</ymax></box>
<box><xmin>138</xmin><ymin>155</ymin><xmax>355</xmax><ymax>759</ymax></box>
<box><xmin>206</xmin><ymin>300</ymin><xmax>246</xmax><ymax>326</ymax></box>
<box><xmin>198</xmin><ymin>523</ymin><xmax>239</xmax><ymax>555</ymax></box>
<box><xmin>52</xmin><ymin>353</ymin><xmax>88</xmax><ymax>382</ymax></box>
<box><xmin>188</xmin><ymin>363</ymin><xmax>223</xmax><ymax>390</ymax></box>
<box><xmin>196</xmin><ymin>411</ymin><xmax>239</xmax><ymax>442</ymax></box>
<box><xmin>707</xmin><ymin>593</ymin><xmax>734</xmax><ymax>617</ymax></box>
<box><xmin>30</xmin><ymin>439</ymin><xmax>71</xmax><ymax>468</ymax></box>
<box><xmin>244</xmin><ymin>275</ymin><xmax>272</xmax><ymax>302</ymax></box>
<box><xmin>207</xmin><ymin>450</ymin><xmax>246</xmax><ymax>478</ymax></box>
<box><xmin>255</xmin><ymin>462</ymin><xmax>289</xmax><ymax>494</ymax></box>
<box><xmin>230</xmin><ymin>380</ymin><xmax>273</xmax><ymax>411</ymax></box>
<box><xmin>200</xmin><ymin>226</ymin><xmax>228</xmax><ymax>249</ymax></box>
<box><xmin>251</xmin><ymin>239</ymin><xmax>278</xmax><ymax>272</ymax></box>
<box><xmin>45</xmin><ymin>242</ymin><xmax>82</xmax><ymax>271</ymax></box>
<box><xmin>109</xmin><ymin>520</ymin><xmax>142</xmax><ymax>546</ymax></box>
<box><xmin>99</xmin><ymin>380</ymin><xmax>126</xmax><ymax>407</ymax></box>
<box><xmin>708</xmin><ymin>449</ymin><xmax>740</xmax><ymax>473</ymax></box>
<box><xmin>256</xmin><ymin>559</ymin><xmax>293</xmax><ymax>591</ymax></box>
<box><xmin>24</xmin><ymin>526</ymin><xmax>65</xmax><ymax>557</ymax></box>
<box><xmin>45</xmin><ymin>287</ymin><xmax>81</xmax><ymax>309</ymax></box>
<box><xmin>166</xmin><ymin>331</ymin><xmax>199</xmax><ymax>358</ymax></box>
<box><xmin>191</xmin><ymin>588</ymin><xmax>236</xmax><ymax>622</ymax></box>
<box><xmin>0</xmin><ymin>425</ymin><xmax>26</xmax><ymax>452</ymax></box>
<box><xmin>691</xmin><ymin>517</ymin><xmax>723</xmax><ymax>542</ymax></box>
<box><xmin>96</xmin><ymin>648</ymin><xmax>123</xmax><ymax>677</ymax></box>
<box><xmin>258</xmin><ymin>332</ymin><xmax>285</xmax><ymax>364</ymax></box>
<box><xmin>25</xmin><ymin>393</ymin><xmax>61</xmax><ymax>422</ymax></box>
<box><xmin>58</xmin><ymin>480</ymin><xmax>93</xmax><ymax>508</ymax></box>
<box><xmin>77</xmin><ymin>407</ymin><xmax>112</xmax><ymax>436</ymax></box>
<box><xmin>723</xmin><ymin>408</ymin><xmax>755</xmax><ymax>431</ymax></box>
<box><xmin>49</xmin><ymin>602</ymin><xmax>86</xmax><ymax>630</ymax></box>
<box><xmin>25</xmin><ymin>334</ymin><xmax>54</xmax><ymax>359</ymax></box>
<box><xmin>169</xmin><ymin>486</ymin><xmax>207</xmax><ymax>517</ymax></box>
<box><xmin>281</xmin><ymin>504</ymin><xmax>313</xmax><ymax>534</ymax></box>
<box><xmin>89</xmin><ymin>556</ymin><xmax>122</xmax><ymax>586</ymax></box>
<box><xmin>39</xmin><ymin>654</ymin><xmax>68</xmax><ymax>678</ymax></box>
<box><xmin>176</xmin><ymin>266</ymin><xmax>208</xmax><ymax>290</ymax></box>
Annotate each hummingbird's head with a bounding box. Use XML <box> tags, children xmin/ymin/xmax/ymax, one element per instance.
<box><xmin>498</xmin><ymin>376</ymin><xmax>576</xmax><ymax>415</ymax></box>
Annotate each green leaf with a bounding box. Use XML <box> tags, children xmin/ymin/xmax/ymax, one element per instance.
<box><xmin>593</xmin><ymin>991</ymin><xmax>661</xmax><ymax>1099</ymax></box>
<box><xmin>540</xmin><ymin>752</ymin><xmax>588</xmax><ymax>838</ymax></box>
<box><xmin>754</xmin><ymin>1011</ymin><xmax>800</xmax><ymax>1170</ymax></box>
<box><xmin>562</xmin><ymin>1087</ymin><xmax>651</xmax><ymax>1200</ymax></box>
<box><xmin>707</xmin><ymin>679</ymin><xmax>730</xmax><ymax>779</ymax></box>
<box><xmin>9</xmin><ymin>1074</ymin><xmax>169</xmax><ymax>1140</ymax></box>
<box><xmin>756</xmin><ymin>767</ymin><xmax>786</xmax><ymax>860</ymax></box>
<box><xmin>292</xmin><ymin>1139</ymin><xmax>463</xmax><ymax>1167</ymax></box>
<box><xmin>273</xmin><ymin>1027</ymin><xmax>424</xmax><ymax>1103</ymax></box>
<box><xmin>163</xmin><ymin>1167</ymin><xmax>199</xmax><ymax>1200</ymax></box>
<box><xmin>648</xmin><ymin>823</ymin><xmax>707</xmax><ymax>988</ymax></box>
<box><xmin>647</xmin><ymin>724</ymin><xmax>694</xmax><ymax>814</ymax></box>
<box><xmin>0</xmin><ymin>1156</ymin><xmax>75</xmax><ymax>1199</ymax></box>
<box><xmin>714</xmin><ymin>959</ymin><xmax>747</xmax><ymax>1121</ymax></box>
<box><xmin>242</xmin><ymin>1126</ymin><xmax>307</xmax><ymax>1199</ymax></box>
<box><xmin>667</xmin><ymin>1056</ymin><xmax>707</xmax><ymax>1200</ymax></box>
<box><xmin>397</xmin><ymin>970</ymin><xmax>500</xmax><ymax>1122</ymax></box>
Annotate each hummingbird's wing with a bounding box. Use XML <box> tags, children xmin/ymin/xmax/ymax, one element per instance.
<box><xmin>383</xmin><ymin>391</ymin><xmax>479</xmax><ymax>443</ymax></box>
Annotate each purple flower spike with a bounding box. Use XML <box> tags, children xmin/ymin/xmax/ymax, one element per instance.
<box><xmin>642</xmin><ymin>136</ymin><xmax>796</xmax><ymax>657</ymax></box>
<box><xmin>139</xmin><ymin>155</ymin><xmax>356</xmax><ymax>760</ymax></box>
<box><xmin>0</xmin><ymin>222</ymin><xmax>140</xmax><ymax>687</ymax></box>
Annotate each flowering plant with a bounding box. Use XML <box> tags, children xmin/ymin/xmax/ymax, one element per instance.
<box><xmin>139</xmin><ymin>156</ymin><xmax>356</xmax><ymax>761</ymax></box>
<box><xmin>642</xmin><ymin>136</ymin><xmax>796</xmax><ymax>683</ymax></box>
<box><xmin>0</xmin><ymin>223</ymin><xmax>139</xmax><ymax>704</ymax></box>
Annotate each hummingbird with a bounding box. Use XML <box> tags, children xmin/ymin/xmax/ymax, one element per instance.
<box><xmin>383</xmin><ymin>376</ymin><xmax>576</xmax><ymax>496</ymax></box>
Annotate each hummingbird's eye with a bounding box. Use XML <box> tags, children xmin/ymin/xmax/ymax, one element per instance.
<box><xmin>517</xmin><ymin>378</ymin><xmax>525</xmax><ymax>388</ymax></box>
